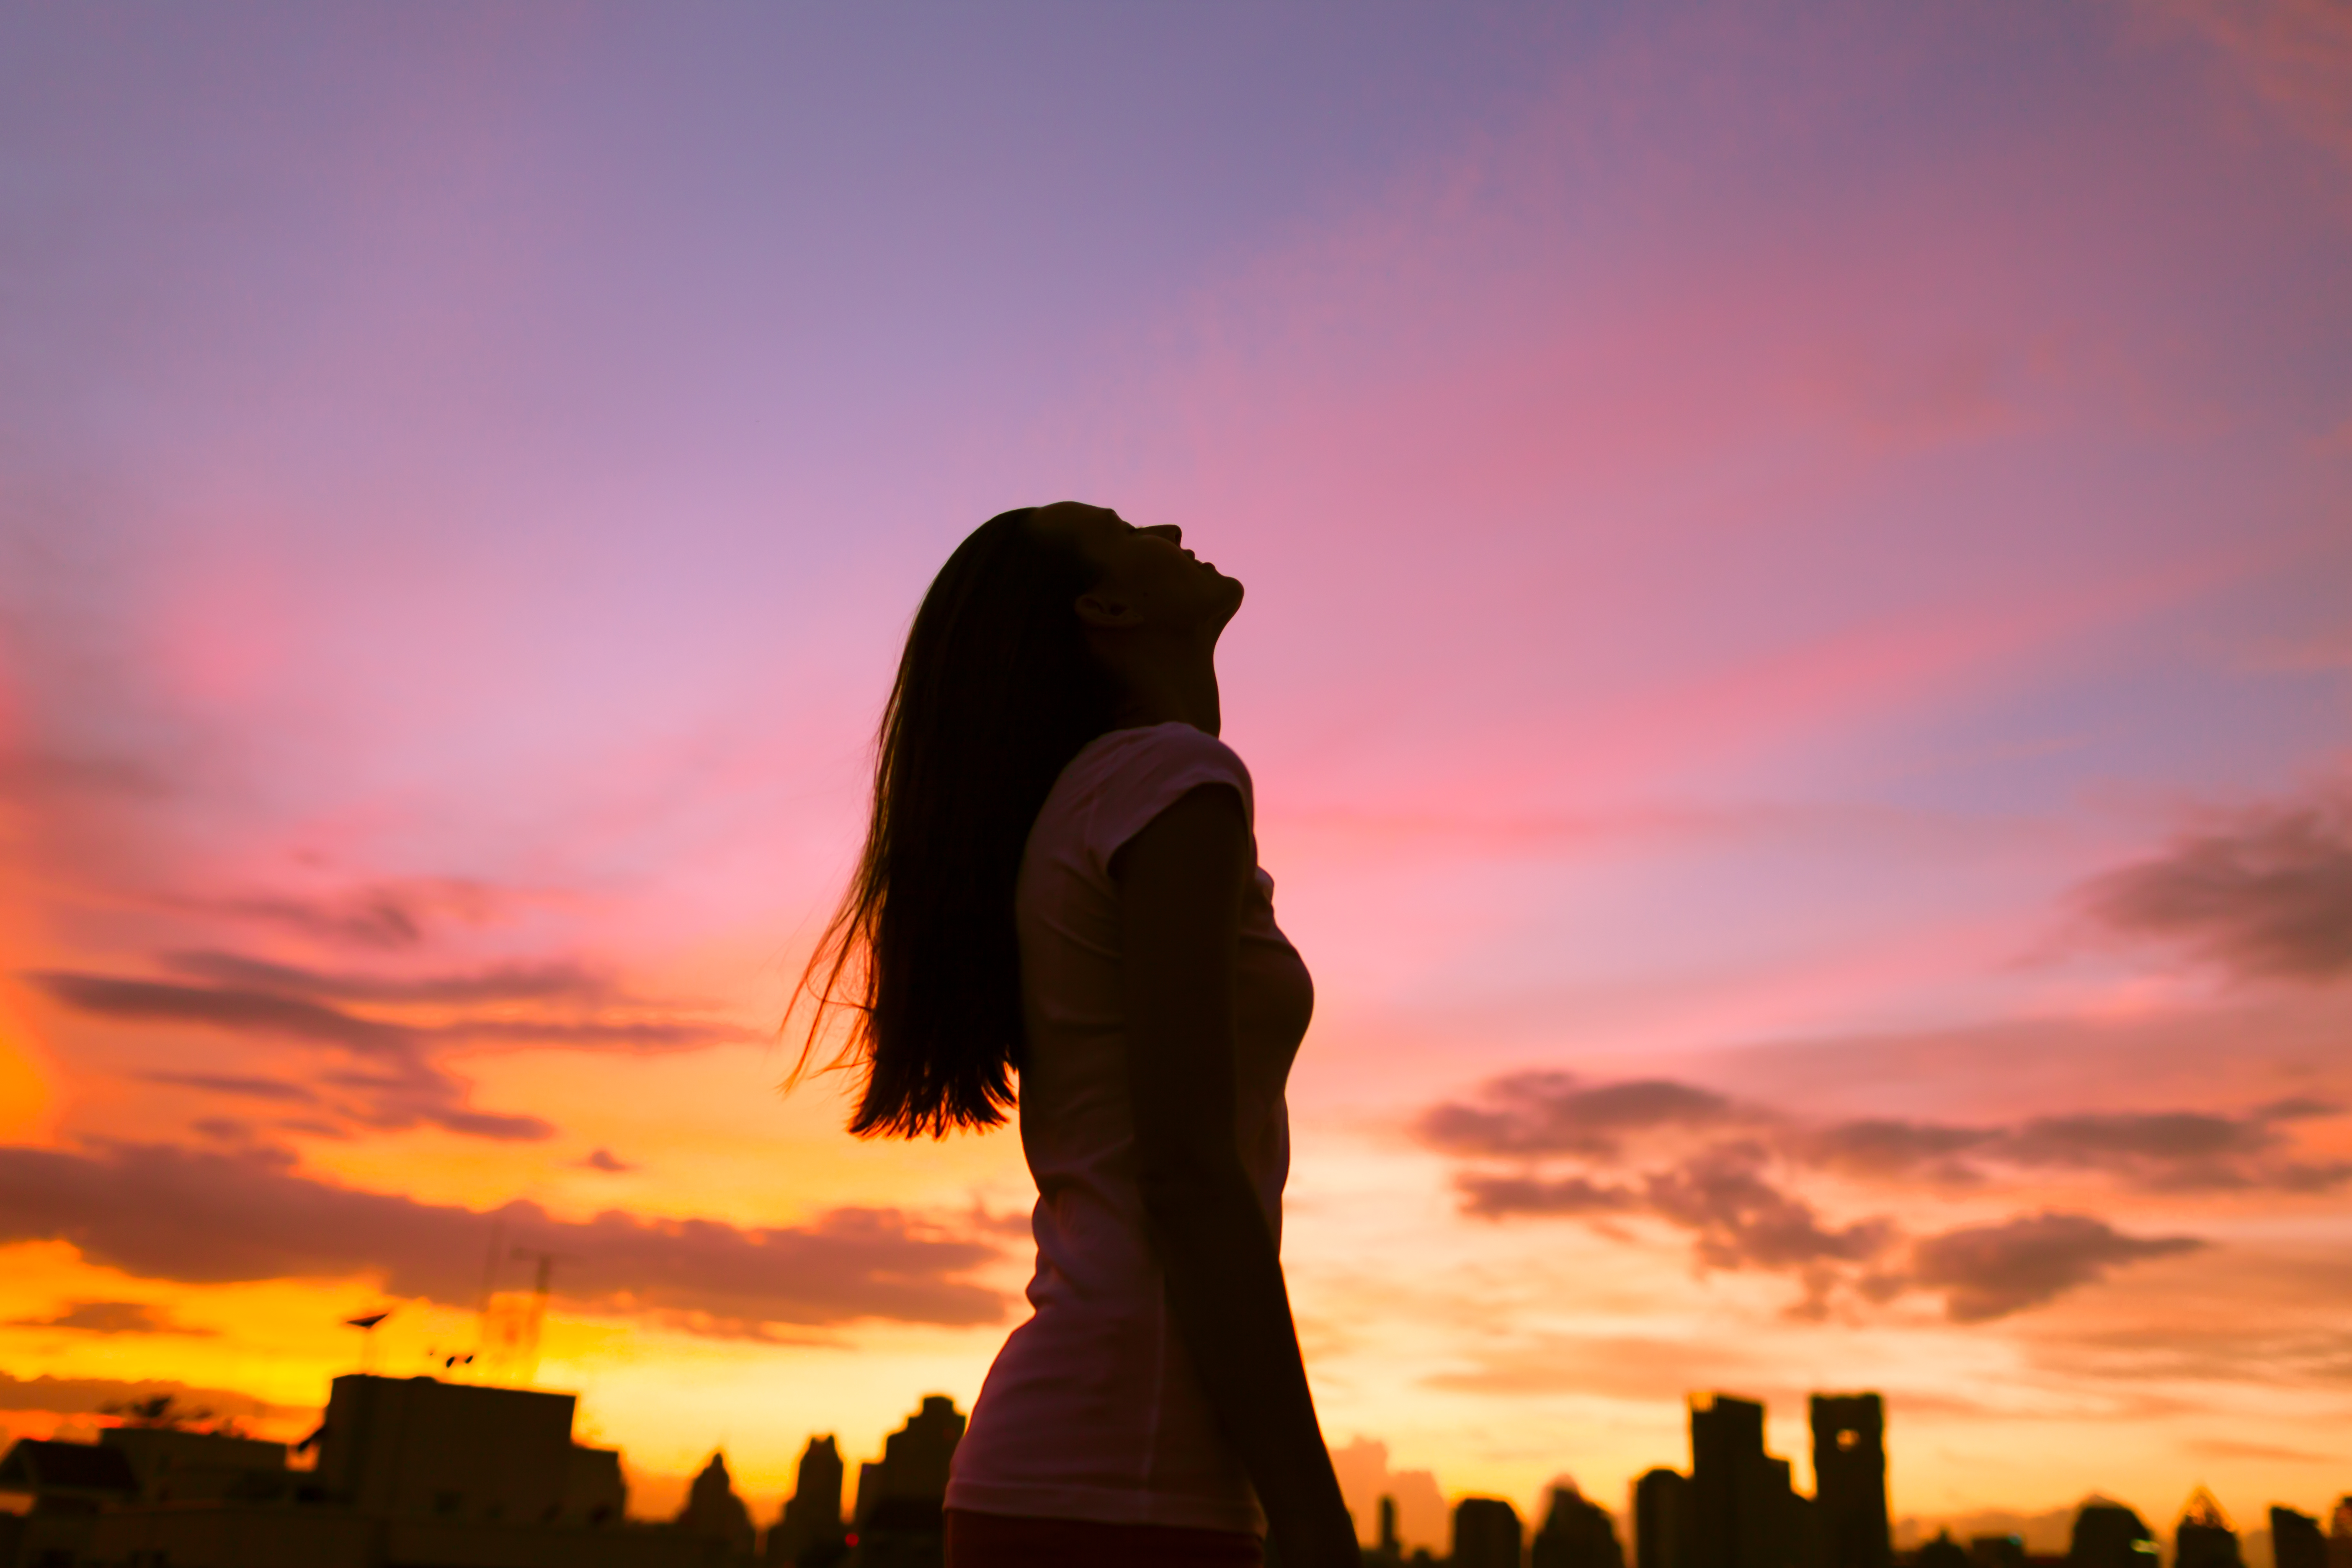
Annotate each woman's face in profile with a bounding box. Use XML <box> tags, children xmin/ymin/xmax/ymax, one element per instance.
<box><xmin>1037</xmin><ymin>501</ymin><xmax>1244</xmax><ymax>634</ymax></box>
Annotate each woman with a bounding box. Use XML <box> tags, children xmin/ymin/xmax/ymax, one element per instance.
<box><xmin>798</xmin><ymin>503</ymin><xmax>1359</xmax><ymax>1568</ymax></box>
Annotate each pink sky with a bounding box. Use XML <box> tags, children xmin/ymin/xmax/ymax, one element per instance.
<box><xmin>3</xmin><ymin>0</ymin><xmax>2349</xmax><ymax>1550</ymax></box>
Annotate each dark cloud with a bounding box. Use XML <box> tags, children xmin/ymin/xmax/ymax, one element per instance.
<box><xmin>580</xmin><ymin>1148</ymin><xmax>636</xmax><ymax>1173</ymax></box>
<box><xmin>1421</xmin><ymin>1070</ymin><xmax>2348</xmax><ymax>1197</ymax></box>
<box><xmin>1456</xmin><ymin>1172</ymin><xmax>1639</xmax><ymax>1217</ymax></box>
<box><xmin>189</xmin><ymin>1117</ymin><xmax>253</xmax><ymax>1142</ymax></box>
<box><xmin>162</xmin><ymin>950</ymin><xmax>612</xmax><ymax>1006</ymax></box>
<box><xmin>1418</xmin><ymin>1068</ymin><xmax>2266</xmax><ymax>1320</ymax></box>
<box><xmin>2080</xmin><ymin>783</ymin><xmax>2352</xmax><ymax>981</ymax></box>
<box><xmin>31</xmin><ymin>973</ymin><xmax>413</xmax><ymax>1054</ymax></box>
<box><xmin>5</xmin><ymin>1300</ymin><xmax>214</xmax><ymax>1336</ymax></box>
<box><xmin>1642</xmin><ymin>1144</ymin><xmax>1894</xmax><ymax>1273</ymax></box>
<box><xmin>0</xmin><ymin>1371</ymin><xmax>300</xmax><ymax>1421</ymax></box>
<box><xmin>1985</xmin><ymin>1104</ymin><xmax>2350</xmax><ymax>1193</ymax></box>
<box><xmin>0</xmin><ymin>1141</ymin><xmax>1004</xmax><ymax>1332</ymax></box>
<box><xmin>1908</xmin><ymin>1212</ymin><xmax>2203</xmax><ymax>1323</ymax></box>
<box><xmin>34</xmin><ymin>962</ymin><xmax>750</xmax><ymax>1144</ymax></box>
<box><xmin>144</xmin><ymin>1073</ymin><xmax>320</xmax><ymax>1104</ymax></box>
<box><xmin>177</xmin><ymin>879</ymin><xmax>512</xmax><ymax>952</ymax></box>
<box><xmin>1417</xmin><ymin>1071</ymin><xmax>1742</xmax><ymax>1158</ymax></box>
<box><xmin>1799</xmin><ymin>1119</ymin><xmax>1998</xmax><ymax>1181</ymax></box>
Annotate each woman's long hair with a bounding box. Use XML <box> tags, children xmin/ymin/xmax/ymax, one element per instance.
<box><xmin>793</xmin><ymin>507</ymin><xmax>1117</xmax><ymax>1137</ymax></box>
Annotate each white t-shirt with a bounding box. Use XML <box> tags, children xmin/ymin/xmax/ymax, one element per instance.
<box><xmin>944</xmin><ymin>722</ymin><xmax>1313</xmax><ymax>1534</ymax></box>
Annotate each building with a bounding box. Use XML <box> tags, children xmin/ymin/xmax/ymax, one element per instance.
<box><xmin>2068</xmin><ymin>1500</ymin><xmax>2157</xmax><ymax>1568</ymax></box>
<box><xmin>1919</xmin><ymin>1532</ymin><xmax>1970</xmax><ymax>1568</ymax></box>
<box><xmin>1534</xmin><ymin>1484</ymin><xmax>1625</xmax><ymax>1568</ymax></box>
<box><xmin>1689</xmin><ymin>1394</ymin><xmax>1808</xmax><ymax>1568</ymax></box>
<box><xmin>1366</xmin><ymin>1494</ymin><xmax>1402</xmax><ymax>1566</ymax></box>
<box><xmin>849</xmin><ymin>1394</ymin><xmax>965</xmax><ymax>1568</ymax></box>
<box><xmin>766</xmin><ymin>1436</ymin><xmax>847</xmax><ymax>1567</ymax></box>
<box><xmin>1452</xmin><ymin>1496</ymin><xmax>1524</xmax><ymax>1568</ymax></box>
<box><xmin>1638</xmin><ymin>1467</ymin><xmax>1694</xmax><ymax>1568</ymax></box>
<box><xmin>2272</xmin><ymin>1507</ymin><xmax>2327</xmax><ymax>1568</ymax></box>
<box><xmin>677</xmin><ymin>1451</ymin><xmax>756</xmax><ymax>1563</ymax></box>
<box><xmin>0</xmin><ymin>1436</ymin><xmax>142</xmax><ymax>1568</ymax></box>
<box><xmin>1968</xmin><ymin>1534</ymin><xmax>2027</xmax><ymax>1568</ymax></box>
<box><xmin>100</xmin><ymin>1427</ymin><xmax>288</xmax><ymax>1505</ymax></box>
<box><xmin>2174</xmin><ymin>1489</ymin><xmax>2240</xmax><ymax>1568</ymax></box>
<box><xmin>1</xmin><ymin>1373</ymin><xmax>693</xmax><ymax>1568</ymax></box>
<box><xmin>1810</xmin><ymin>1395</ymin><xmax>1890</xmax><ymax>1568</ymax></box>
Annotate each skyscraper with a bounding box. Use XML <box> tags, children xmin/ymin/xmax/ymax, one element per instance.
<box><xmin>2271</xmin><ymin>1506</ymin><xmax>2326</xmax><ymax>1568</ymax></box>
<box><xmin>1637</xmin><ymin>1467</ymin><xmax>1694</xmax><ymax>1568</ymax></box>
<box><xmin>676</xmin><ymin>1452</ymin><xmax>756</xmax><ymax>1563</ymax></box>
<box><xmin>1689</xmin><ymin>1394</ymin><xmax>1805</xmax><ymax>1568</ymax></box>
<box><xmin>1809</xmin><ymin>1394</ymin><xmax>1890</xmax><ymax>1568</ymax></box>
<box><xmin>2174</xmin><ymin>1489</ymin><xmax>2241</xmax><ymax>1568</ymax></box>
<box><xmin>1534</xmin><ymin>1485</ymin><xmax>1626</xmax><ymax>1568</ymax></box>
<box><xmin>851</xmin><ymin>1395</ymin><xmax>965</xmax><ymax>1568</ymax></box>
<box><xmin>1454</xmin><ymin>1497</ymin><xmax>1525</xmax><ymax>1568</ymax></box>
<box><xmin>766</xmin><ymin>1436</ymin><xmax>845</xmax><ymax>1567</ymax></box>
<box><xmin>2068</xmin><ymin>1500</ymin><xmax>2157</xmax><ymax>1568</ymax></box>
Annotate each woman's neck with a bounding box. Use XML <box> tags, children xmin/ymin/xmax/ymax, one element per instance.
<box><xmin>1104</xmin><ymin>642</ymin><xmax>1222</xmax><ymax>736</ymax></box>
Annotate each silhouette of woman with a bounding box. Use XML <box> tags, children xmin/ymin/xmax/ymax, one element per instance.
<box><xmin>798</xmin><ymin>503</ymin><xmax>1359</xmax><ymax>1568</ymax></box>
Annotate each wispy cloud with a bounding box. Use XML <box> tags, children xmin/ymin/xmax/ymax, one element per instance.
<box><xmin>2079</xmin><ymin>779</ymin><xmax>2352</xmax><ymax>982</ymax></box>
<box><xmin>30</xmin><ymin>958</ymin><xmax>758</xmax><ymax>1145</ymax></box>
<box><xmin>0</xmin><ymin>1140</ymin><xmax>1006</xmax><ymax>1333</ymax></box>
<box><xmin>1417</xmin><ymin>1068</ymin><xmax>2323</xmax><ymax>1319</ymax></box>
<box><xmin>1908</xmin><ymin>1212</ymin><xmax>2203</xmax><ymax>1324</ymax></box>
<box><xmin>5</xmin><ymin>1300</ymin><xmax>217</xmax><ymax>1336</ymax></box>
<box><xmin>0</xmin><ymin>1370</ymin><xmax>299</xmax><ymax>1421</ymax></box>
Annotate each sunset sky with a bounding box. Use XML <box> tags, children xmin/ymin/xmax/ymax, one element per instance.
<box><xmin>3</xmin><ymin>1</ymin><xmax>2349</xmax><ymax>1550</ymax></box>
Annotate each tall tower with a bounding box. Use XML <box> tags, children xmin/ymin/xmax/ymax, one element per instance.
<box><xmin>766</xmin><ymin>1436</ymin><xmax>844</xmax><ymax>1566</ymax></box>
<box><xmin>1810</xmin><ymin>1394</ymin><xmax>1890</xmax><ymax>1568</ymax></box>
<box><xmin>1689</xmin><ymin>1394</ymin><xmax>1804</xmax><ymax>1568</ymax></box>
<box><xmin>1637</xmin><ymin>1468</ymin><xmax>1693</xmax><ymax>1568</ymax></box>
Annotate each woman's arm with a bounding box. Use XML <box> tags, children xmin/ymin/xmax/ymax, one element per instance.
<box><xmin>1116</xmin><ymin>783</ymin><xmax>1361</xmax><ymax>1568</ymax></box>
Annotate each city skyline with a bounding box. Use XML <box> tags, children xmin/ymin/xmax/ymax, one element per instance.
<box><xmin>2</xmin><ymin>0</ymin><xmax>2349</xmax><ymax>1530</ymax></box>
<box><xmin>9</xmin><ymin>1374</ymin><xmax>2341</xmax><ymax>1565</ymax></box>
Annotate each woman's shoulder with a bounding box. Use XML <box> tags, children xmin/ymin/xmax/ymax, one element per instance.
<box><xmin>1044</xmin><ymin>723</ymin><xmax>1256</xmax><ymax>868</ymax></box>
<box><xmin>1068</xmin><ymin>722</ymin><xmax>1251</xmax><ymax>796</ymax></box>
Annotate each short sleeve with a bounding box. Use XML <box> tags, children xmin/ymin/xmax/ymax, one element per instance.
<box><xmin>1073</xmin><ymin>723</ymin><xmax>1255</xmax><ymax>876</ymax></box>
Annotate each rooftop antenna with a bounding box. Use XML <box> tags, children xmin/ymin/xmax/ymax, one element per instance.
<box><xmin>478</xmin><ymin>1246</ymin><xmax>570</xmax><ymax>1387</ymax></box>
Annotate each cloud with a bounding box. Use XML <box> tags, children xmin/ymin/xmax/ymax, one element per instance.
<box><xmin>31</xmin><ymin>961</ymin><xmax>756</xmax><ymax>1144</ymax></box>
<box><xmin>2079</xmin><ymin>781</ymin><xmax>2352</xmax><ymax>981</ymax></box>
<box><xmin>144</xmin><ymin>1073</ymin><xmax>321</xmax><ymax>1104</ymax></box>
<box><xmin>162</xmin><ymin>950</ymin><xmax>613</xmax><ymax>1006</ymax></box>
<box><xmin>1908</xmin><ymin>1212</ymin><xmax>2204</xmax><ymax>1323</ymax></box>
<box><xmin>1991</xmin><ymin>1106</ymin><xmax>2352</xmax><ymax>1191</ymax></box>
<box><xmin>5</xmin><ymin>1300</ymin><xmax>215</xmax><ymax>1336</ymax></box>
<box><xmin>580</xmin><ymin>1148</ymin><xmax>636</xmax><ymax>1173</ymax></box>
<box><xmin>0</xmin><ymin>1371</ymin><xmax>300</xmax><ymax>1422</ymax></box>
<box><xmin>32</xmin><ymin>973</ymin><xmax>414</xmax><ymax>1055</ymax></box>
<box><xmin>2160</xmin><ymin>0</ymin><xmax>2352</xmax><ymax>166</ymax></box>
<box><xmin>1424</xmin><ymin>1070</ymin><xmax>2349</xmax><ymax>1196</ymax></box>
<box><xmin>1641</xmin><ymin>1143</ymin><xmax>1894</xmax><ymax>1273</ymax></box>
<box><xmin>1417</xmin><ymin>1068</ymin><xmax>2290</xmax><ymax>1319</ymax></box>
<box><xmin>1456</xmin><ymin>1172</ymin><xmax>1639</xmax><ymax>1217</ymax></box>
<box><xmin>2182</xmin><ymin>1436</ymin><xmax>2338</xmax><ymax>1464</ymax></box>
<box><xmin>1417</xmin><ymin>1072</ymin><xmax>1744</xmax><ymax>1158</ymax></box>
<box><xmin>0</xmin><ymin>1140</ymin><xmax>1005</xmax><ymax>1332</ymax></box>
<box><xmin>170</xmin><ymin>879</ymin><xmax>514</xmax><ymax>952</ymax></box>
<box><xmin>1798</xmin><ymin>1119</ymin><xmax>1998</xmax><ymax>1181</ymax></box>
